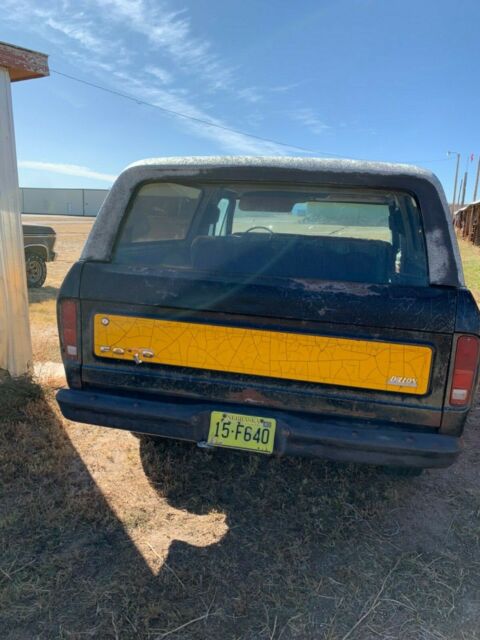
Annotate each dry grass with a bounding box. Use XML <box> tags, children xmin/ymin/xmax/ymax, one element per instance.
<box><xmin>458</xmin><ymin>238</ymin><xmax>480</xmax><ymax>301</ymax></box>
<box><xmin>2</xmin><ymin>381</ymin><xmax>480</xmax><ymax>639</ymax></box>
<box><xmin>1</xmin><ymin>220</ymin><xmax>480</xmax><ymax>638</ymax></box>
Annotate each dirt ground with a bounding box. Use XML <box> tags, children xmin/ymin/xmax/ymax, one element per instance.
<box><xmin>1</xmin><ymin>216</ymin><xmax>480</xmax><ymax>639</ymax></box>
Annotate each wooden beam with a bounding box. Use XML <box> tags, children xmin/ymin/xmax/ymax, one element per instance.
<box><xmin>0</xmin><ymin>41</ymin><xmax>49</xmax><ymax>82</ymax></box>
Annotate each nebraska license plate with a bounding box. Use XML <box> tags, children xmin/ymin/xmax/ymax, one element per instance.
<box><xmin>208</xmin><ymin>411</ymin><xmax>276</xmax><ymax>454</ymax></box>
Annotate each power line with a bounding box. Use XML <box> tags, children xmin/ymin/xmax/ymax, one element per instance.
<box><xmin>51</xmin><ymin>68</ymin><xmax>344</xmax><ymax>157</ymax></box>
<box><xmin>50</xmin><ymin>68</ymin><xmax>454</xmax><ymax>168</ymax></box>
<box><xmin>402</xmin><ymin>157</ymin><xmax>453</xmax><ymax>164</ymax></box>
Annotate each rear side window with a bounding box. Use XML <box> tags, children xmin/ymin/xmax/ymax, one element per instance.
<box><xmin>115</xmin><ymin>182</ymin><xmax>202</xmax><ymax>258</ymax></box>
<box><xmin>113</xmin><ymin>182</ymin><xmax>429</xmax><ymax>286</ymax></box>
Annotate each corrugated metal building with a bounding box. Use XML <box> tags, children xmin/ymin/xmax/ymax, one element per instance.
<box><xmin>454</xmin><ymin>200</ymin><xmax>480</xmax><ymax>245</ymax></box>
<box><xmin>20</xmin><ymin>187</ymin><xmax>109</xmax><ymax>217</ymax></box>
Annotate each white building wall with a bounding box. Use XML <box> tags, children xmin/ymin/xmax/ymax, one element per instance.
<box><xmin>84</xmin><ymin>189</ymin><xmax>108</xmax><ymax>217</ymax></box>
<box><xmin>21</xmin><ymin>187</ymin><xmax>109</xmax><ymax>216</ymax></box>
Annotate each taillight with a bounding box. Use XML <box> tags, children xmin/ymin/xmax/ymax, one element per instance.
<box><xmin>449</xmin><ymin>335</ymin><xmax>480</xmax><ymax>406</ymax></box>
<box><xmin>59</xmin><ymin>299</ymin><xmax>79</xmax><ymax>361</ymax></box>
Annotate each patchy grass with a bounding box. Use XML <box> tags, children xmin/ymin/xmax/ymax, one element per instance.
<box><xmin>459</xmin><ymin>238</ymin><xmax>480</xmax><ymax>301</ymax></box>
<box><xmin>1</xmin><ymin>219</ymin><xmax>480</xmax><ymax>638</ymax></box>
<box><xmin>1</xmin><ymin>380</ymin><xmax>480</xmax><ymax>639</ymax></box>
<box><xmin>0</xmin><ymin>380</ymin><xmax>153</xmax><ymax>638</ymax></box>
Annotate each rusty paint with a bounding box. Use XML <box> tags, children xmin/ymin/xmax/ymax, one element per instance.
<box><xmin>0</xmin><ymin>41</ymin><xmax>49</xmax><ymax>81</ymax></box>
<box><xmin>227</xmin><ymin>388</ymin><xmax>269</xmax><ymax>405</ymax></box>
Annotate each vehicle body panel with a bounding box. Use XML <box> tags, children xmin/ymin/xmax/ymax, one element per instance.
<box><xmin>78</xmin><ymin>263</ymin><xmax>454</xmax><ymax>430</ymax></box>
<box><xmin>93</xmin><ymin>312</ymin><xmax>433</xmax><ymax>394</ymax></box>
<box><xmin>22</xmin><ymin>224</ymin><xmax>56</xmax><ymax>261</ymax></box>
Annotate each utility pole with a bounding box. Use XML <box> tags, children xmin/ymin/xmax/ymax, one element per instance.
<box><xmin>458</xmin><ymin>176</ymin><xmax>464</xmax><ymax>208</ymax></box>
<box><xmin>473</xmin><ymin>157</ymin><xmax>480</xmax><ymax>202</ymax></box>
<box><xmin>448</xmin><ymin>151</ymin><xmax>461</xmax><ymax>213</ymax></box>
<box><xmin>461</xmin><ymin>171</ymin><xmax>468</xmax><ymax>206</ymax></box>
<box><xmin>0</xmin><ymin>42</ymin><xmax>49</xmax><ymax>376</ymax></box>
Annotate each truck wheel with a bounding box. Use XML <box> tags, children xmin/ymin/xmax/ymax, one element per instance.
<box><xmin>26</xmin><ymin>253</ymin><xmax>47</xmax><ymax>288</ymax></box>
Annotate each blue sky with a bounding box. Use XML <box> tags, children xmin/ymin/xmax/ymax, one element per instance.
<box><xmin>1</xmin><ymin>0</ymin><xmax>480</xmax><ymax>202</ymax></box>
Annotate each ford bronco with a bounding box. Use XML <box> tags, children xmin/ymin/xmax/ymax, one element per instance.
<box><xmin>23</xmin><ymin>224</ymin><xmax>56</xmax><ymax>288</ymax></box>
<box><xmin>56</xmin><ymin>157</ymin><xmax>480</xmax><ymax>472</ymax></box>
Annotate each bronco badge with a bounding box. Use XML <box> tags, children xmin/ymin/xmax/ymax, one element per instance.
<box><xmin>388</xmin><ymin>376</ymin><xmax>418</xmax><ymax>388</ymax></box>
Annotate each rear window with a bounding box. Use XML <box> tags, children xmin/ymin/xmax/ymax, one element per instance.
<box><xmin>114</xmin><ymin>182</ymin><xmax>429</xmax><ymax>286</ymax></box>
<box><xmin>117</xmin><ymin>182</ymin><xmax>202</xmax><ymax>243</ymax></box>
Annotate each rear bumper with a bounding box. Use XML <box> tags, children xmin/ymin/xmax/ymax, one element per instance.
<box><xmin>57</xmin><ymin>388</ymin><xmax>461</xmax><ymax>469</ymax></box>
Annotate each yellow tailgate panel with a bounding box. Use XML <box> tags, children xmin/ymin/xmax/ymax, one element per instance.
<box><xmin>94</xmin><ymin>314</ymin><xmax>433</xmax><ymax>395</ymax></box>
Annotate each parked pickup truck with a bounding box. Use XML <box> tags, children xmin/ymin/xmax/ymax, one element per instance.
<box><xmin>56</xmin><ymin>157</ymin><xmax>480</xmax><ymax>475</ymax></box>
<box><xmin>23</xmin><ymin>224</ymin><xmax>56</xmax><ymax>288</ymax></box>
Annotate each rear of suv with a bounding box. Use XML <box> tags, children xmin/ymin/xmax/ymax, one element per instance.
<box><xmin>56</xmin><ymin>157</ymin><xmax>480</xmax><ymax>472</ymax></box>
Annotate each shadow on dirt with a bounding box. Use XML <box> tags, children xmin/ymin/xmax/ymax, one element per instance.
<box><xmin>138</xmin><ymin>433</ymin><xmax>480</xmax><ymax>640</ymax></box>
<box><xmin>139</xmin><ymin>438</ymin><xmax>403</xmax><ymax>639</ymax></box>
<box><xmin>27</xmin><ymin>285</ymin><xmax>58</xmax><ymax>304</ymax></box>
<box><xmin>0</xmin><ymin>378</ymin><xmax>155</xmax><ymax>639</ymax></box>
<box><xmin>2</xmin><ymin>378</ymin><xmax>478</xmax><ymax>639</ymax></box>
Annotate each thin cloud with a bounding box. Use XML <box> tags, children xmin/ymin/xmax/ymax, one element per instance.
<box><xmin>1</xmin><ymin>0</ymin><xmax>319</xmax><ymax>154</ymax></box>
<box><xmin>291</xmin><ymin>108</ymin><xmax>330</xmax><ymax>135</ymax></box>
<box><xmin>145</xmin><ymin>65</ymin><xmax>173</xmax><ymax>85</ymax></box>
<box><xmin>110</xmin><ymin>70</ymin><xmax>286</xmax><ymax>155</ymax></box>
<box><xmin>270</xmin><ymin>81</ymin><xmax>305</xmax><ymax>93</ymax></box>
<box><xmin>93</xmin><ymin>0</ymin><xmax>233</xmax><ymax>89</ymax></box>
<box><xmin>19</xmin><ymin>161</ymin><xmax>116</xmax><ymax>183</ymax></box>
<box><xmin>44</xmin><ymin>17</ymin><xmax>109</xmax><ymax>54</ymax></box>
<box><xmin>2</xmin><ymin>1</ymin><xmax>119</xmax><ymax>56</ymax></box>
<box><xmin>236</xmin><ymin>87</ymin><xmax>263</xmax><ymax>104</ymax></box>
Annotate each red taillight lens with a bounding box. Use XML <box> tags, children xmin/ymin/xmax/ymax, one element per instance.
<box><xmin>449</xmin><ymin>335</ymin><xmax>480</xmax><ymax>406</ymax></box>
<box><xmin>59</xmin><ymin>299</ymin><xmax>79</xmax><ymax>361</ymax></box>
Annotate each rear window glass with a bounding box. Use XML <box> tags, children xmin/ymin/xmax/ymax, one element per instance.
<box><xmin>117</xmin><ymin>182</ymin><xmax>202</xmax><ymax>244</ymax></box>
<box><xmin>114</xmin><ymin>182</ymin><xmax>429</xmax><ymax>286</ymax></box>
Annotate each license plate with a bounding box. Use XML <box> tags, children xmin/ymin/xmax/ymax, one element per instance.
<box><xmin>208</xmin><ymin>411</ymin><xmax>276</xmax><ymax>454</ymax></box>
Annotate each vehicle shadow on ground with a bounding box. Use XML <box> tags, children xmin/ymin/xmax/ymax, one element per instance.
<box><xmin>138</xmin><ymin>438</ymin><xmax>422</xmax><ymax>639</ymax></box>
<box><xmin>139</xmin><ymin>433</ymin><xmax>480</xmax><ymax>640</ymax></box>
<box><xmin>27</xmin><ymin>285</ymin><xmax>58</xmax><ymax>303</ymax></box>
<box><xmin>3</xmin><ymin>379</ymin><xmax>477</xmax><ymax>640</ymax></box>
<box><xmin>0</xmin><ymin>379</ymin><xmax>157</xmax><ymax>639</ymax></box>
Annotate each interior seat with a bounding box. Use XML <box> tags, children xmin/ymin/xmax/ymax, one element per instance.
<box><xmin>191</xmin><ymin>234</ymin><xmax>394</xmax><ymax>284</ymax></box>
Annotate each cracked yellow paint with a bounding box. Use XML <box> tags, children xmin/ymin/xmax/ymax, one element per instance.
<box><xmin>94</xmin><ymin>314</ymin><xmax>432</xmax><ymax>395</ymax></box>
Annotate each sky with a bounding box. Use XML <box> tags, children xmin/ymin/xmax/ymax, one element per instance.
<box><xmin>1</xmin><ymin>0</ymin><xmax>480</xmax><ymax>203</ymax></box>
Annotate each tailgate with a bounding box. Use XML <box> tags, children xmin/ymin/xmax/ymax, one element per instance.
<box><xmin>78</xmin><ymin>263</ymin><xmax>456</xmax><ymax>428</ymax></box>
